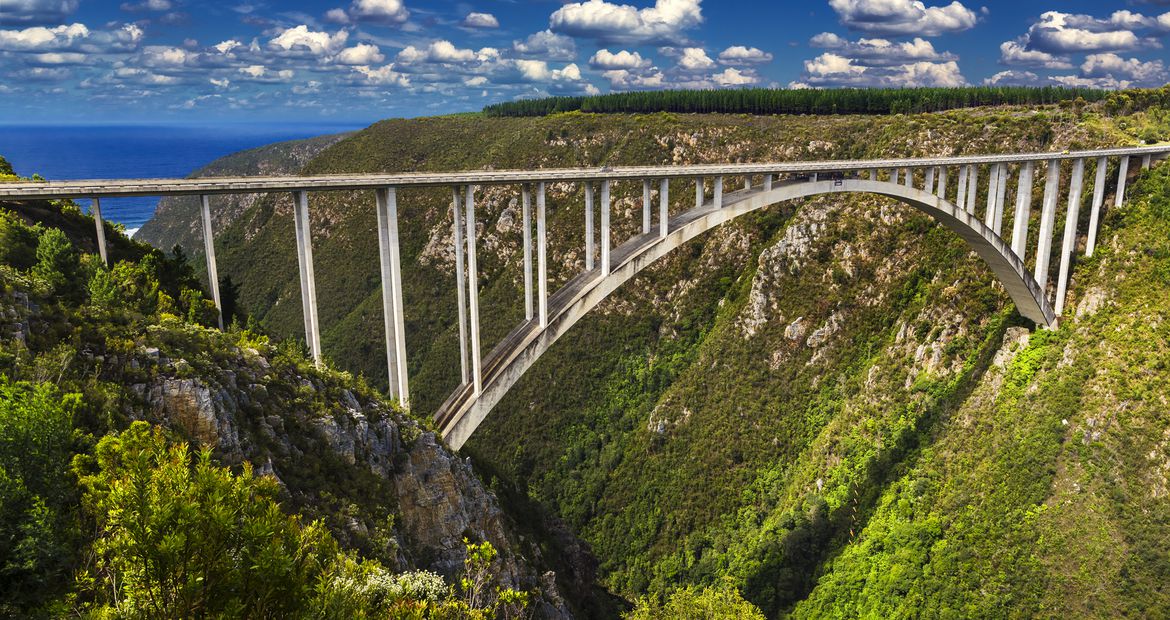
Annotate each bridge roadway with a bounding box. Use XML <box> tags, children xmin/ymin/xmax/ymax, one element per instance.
<box><xmin>1</xmin><ymin>144</ymin><xmax>1168</xmax><ymax>448</ymax></box>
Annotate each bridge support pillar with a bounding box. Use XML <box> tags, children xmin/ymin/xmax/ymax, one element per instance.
<box><xmin>375</xmin><ymin>187</ymin><xmax>409</xmax><ymax>407</ymax></box>
<box><xmin>1086</xmin><ymin>156</ymin><xmax>1108</xmax><ymax>257</ymax></box>
<box><xmin>643</xmin><ymin>179</ymin><xmax>652</xmax><ymax>234</ymax></box>
<box><xmin>993</xmin><ymin>163</ymin><xmax>1009</xmax><ymax>235</ymax></box>
<box><xmin>902</xmin><ymin>168</ymin><xmax>912</xmax><ymax>188</ymax></box>
<box><xmin>584</xmin><ymin>182</ymin><xmax>594</xmax><ymax>271</ymax></box>
<box><xmin>291</xmin><ymin>190</ymin><xmax>322</xmax><ymax>366</ymax></box>
<box><xmin>537</xmin><ymin>182</ymin><xmax>548</xmax><ymax>328</ymax></box>
<box><xmin>452</xmin><ymin>189</ymin><xmax>469</xmax><ymax>385</ymax></box>
<box><xmin>694</xmin><ymin>177</ymin><xmax>703</xmax><ymax>210</ymax></box>
<box><xmin>522</xmin><ymin>185</ymin><xmax>534</xmax><ymax>320</ymax></box>
<box><xmin>925</xmin><ymin>167</ymin><xmax>935</xmax><ymax>194</ymax></box>
<box><xmin>956</xmin><ymin>166</ymin><xmax>969</xmax><ymax>210</ymax></box>
<box><xmin>465</xmin><ymin>185</ymin><xmax>483</xmax><ymax>395</ymax></box>
<box><xmin>891</xmin><ymin>168</ymin><xmax>899</xmax><ymax>185</ymax></box>
<box><xmin>601</xmin><ymin>179</ymin><xmax>611</xmax><ymax>274</ymax></box>
<box><xmin>714</xmin><ymin>176</ymin><xmax>724</xmax><ymax>209</ymax></box>
<box><xmin>199</xmin><ymin>195</ymin><xmax>223</xmax><ymax>329</ymax></box>
<box><xmin>1055</xmin><ymin>158</ymin><xmax>1085</xmax><ymax>316</ymax></box>
<box><xmin>1035</xmin><ymin>160</ymin><xmax>1061</xmax><ymax>290</ymax></box>
<box><xmin>91</xmin><ymin>197</ymin><xmax>109</xmax><ymax>266</ymax></box>
<box><xmin>764</xmin><ymin>174</ymin><xmax>773</xmax><ymax>191</ymax></box>
<box><xmin>744</xmin><ymin>176</ymin><xmax>751</xmax><ymax>191</ymax></box>
<box><xmin>659</xmin><ymin>178</ymin><xmax>669</xmax><ymax>238</ymax></box>
<box><xmin>984</xmin><ymin>163</ymin><xmax>1000</xmax><ymax>228</ymax></box>
<box><xmin>965</xmin><ymin>165</ymin><xmax>980</xmax><ymax>215</ymax></box>
<box><xmin>1143</xmin><ymin>154</ymin><xmax>1152</xmax><ymax>170</ymax></box>
<box><xmin>869</xmin><ymin>169</ymin><xmax>877</xmax><ymax>182</ymax></box>
<box><xmin>1011</xmin><ymin>161</ymin><xmax>1034</xmax><ymax>260</ymax></box>
<box><xmin>937</xmin><ymin>167</ymin><xmax>948</xmax><ymax>201</ymax></box>
<box><xmin>1116</xmin><ymin>156</ymin><xmax>1130</xmax><ymax>207</ymax></box>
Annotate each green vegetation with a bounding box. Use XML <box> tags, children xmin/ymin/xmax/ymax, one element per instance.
<box><xmin>0</xmin><ymin>194</ymin><xmax>535</xmax><ymax>616</ymax></box>
<box><xmin>484</xmin><ymin>86</ymin><xmax>1105</xmax><ymax>117</ymax></box>
<box><xmin>625</xmin><ymin>581</ymin><xmax>766</xmax><ymax>619</ymax></box>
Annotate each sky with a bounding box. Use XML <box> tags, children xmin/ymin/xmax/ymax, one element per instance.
<box><xmin>1</xmin><ymin>0</ymin><xmax>1169</xmax><ymax>123</ymax></box>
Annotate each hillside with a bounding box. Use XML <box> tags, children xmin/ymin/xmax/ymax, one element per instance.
<box><xmin>0</xmin><ymin>179</ymin><xmax>598</xmax><ymax>617</ymax></box>
<box><xmin>137</xmin><ymin>99</ymin><xmax>1170</xmax><ymax>616</ymax></box>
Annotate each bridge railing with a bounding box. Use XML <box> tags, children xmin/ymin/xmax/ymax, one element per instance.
<box><xmin>1</xmin><ymin>146</ymin><xmax>1167</xmax><ymax>420</ymax></box>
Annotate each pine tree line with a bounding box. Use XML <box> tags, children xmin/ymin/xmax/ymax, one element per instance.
<box><xmin>482</xmin><ymin>87</ymin><xmax>1108</xmax><ymax>117</ymax></box>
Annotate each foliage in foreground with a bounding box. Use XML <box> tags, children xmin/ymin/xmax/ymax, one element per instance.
<box><xmin>624</xmin><ymin>581</ymin><xmax>766</xmax><ymax>619</ymax></box>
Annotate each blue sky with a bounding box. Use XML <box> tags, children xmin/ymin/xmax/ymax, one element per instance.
<box><xmin>1</xmin><ymin>0</ymin><xmax>1169</xmax><ymax>123</ymax></box>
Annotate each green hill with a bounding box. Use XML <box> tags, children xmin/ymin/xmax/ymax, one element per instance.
<box><xmin>131</xmin><ymin>94</ymin><xmax>1170</xmax><ymax>617</ymax></box>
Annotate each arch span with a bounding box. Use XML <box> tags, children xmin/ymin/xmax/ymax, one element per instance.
<box><xmin>437</xmin><ymin>177</ymin><xmax>1053</xmax><ymax>448</ymax></box>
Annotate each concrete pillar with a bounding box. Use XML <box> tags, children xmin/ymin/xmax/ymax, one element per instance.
<box><xmin>994</xmin><ymin>163</ymin><xmax>1010</xmax><ymax>235</ymax></box>
<box><xmin>643</xmin><ymin>179</ymin><xmax>652</xmax><ymax>234</ymax></box>
<box><xmin>375</xmin><ymin>187</ymin><xmax>408</xmax><ymax>407</ymax></box>
<box><xmin>714</xmin><ymin>176</ymin><xmax>723</xmax><ymax>209</ymax></box>
<box><xmin>695</xmin><ymin>177</ymin><xmax>703</xmax><ymax>210</ymax></box>
<box><xmin>925</xmin><ymin>167</ymin><xmax>935</xmax><ymax>194</ymax></box>
<box><xmin>537</xmin><ymin>182</ymin><xmax>548</xmax><ymax>328</ymax></box>
<box><xmin>811</xmin><ymin>172</ymin><xmax>819</xmax><ymax>183</ymax></box>
<box><xmin>965</xmin><ymin>165</ymin><xmax>980</xmax><ymax>215</ymax></box>
<box><xmin>292</xmin><ymin>190</ymin><xmax>322</xmax><ymax>366</ymax></box>
<box><xmin>659</xmin><ymin>178</ymin><xmax>669</xmax><ymax>238</ymax></box>
<box><xmin>198</xmin><ymin>195</ymin><xmax>223</xmax><ymax>329</ymax></box>
<box><xmin>984</xmin><ymin>163</ymin><xmax>1000</xmax><ymax>227</ymax></box>
<box><xmin>903</xmin><ymin>168</ymin><xmax>913</xmax><ymax>188</ymax></box>
<box><xmin>601</xmin><ymin>179</ymin><xmax>611</xmax><ymax>274</ymax></box>
<box><xmin>522</xmin><ymin>185</ymin><xmax>534</xmax><ymax>320</ymax></box>
<box><xmin>869</xmin><ymin>169</ymin><xmax>877</xmax><ymax>182</ymax></box>
<box><xmin>1086</xmin><ymin>156</ymin><xmax>1108</xmax><ymax>257</ymax></box>
<box><xmin>1143</xmin><ymin>154</ymin><xmax>1152</xmax><ymax>170</ymax></box>
<box><xmin>1115</xmin><ymin>156</ymin><xmax>1130</xmax><ymax>207</ymax></box>
<box><xmin>464</xmin><ymin>185</ymin><xmax>482</xmax><ymax>395</ymax></box>
<box><xmin>584</xmin><ymin>182</ymin><xmax>594</xmax><ymax>271</ymax></box>
<box><xmin>1055</xmin><ymin>158</ymin><xmax>1085</xmax><ymax>316</ymax></box>
<box><xmin>1011</xmin><ymin>161</ymin><xmax>1034</xmax><ymax>260</ymax></box>
<box><xmin>743</xmin><ymin>176</ymin><xmax>751</xmax><ymax>191</ymax></box>
<box><xmin>764</xmin><ymin>174</ymin><xmax>773</xmax><ymax>191</ymax></box>
<box><xmin>891</xmin><ymin>168</ymin><xmax>900</xmax><ymax>185</ymax></box>
<box><xmin>956</xmin><ymin>166</ymin><xmax>969</xmax><ymax>209</ymax></box>
<box><xmin>1034</xmin><ymin>160</ymin><xmax>1061</xmax><ymax>290</ymax></box>
<box><xmin>451</xmin><ymin>188</ymin><xmax>469</xmax><ymax>385</ymax></box>
<box><xmin>91</xmin><ymin>197</ymin><xmax>109</xmax><ymax>266</ymax></box>
<box><xmin>937</xmin><ymin>167</ymin><xmax>948</xmax><ymax>201</ymax></box>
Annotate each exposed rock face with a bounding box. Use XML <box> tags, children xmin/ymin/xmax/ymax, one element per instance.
<box><xmin>127</xmin><ymin>342</ymin><xmax>571</xmax><ymax>618</ymax></box>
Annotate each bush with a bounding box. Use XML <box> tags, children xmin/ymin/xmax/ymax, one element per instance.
<box><xmin>31</xmin><ymin>227</ymin><xmax>81</xmax><ymax>300</ymax></box>
<box><xmin>625</xmin><ymin>581</ymin><xmax>766</xmax><ymax>619</ymax></box>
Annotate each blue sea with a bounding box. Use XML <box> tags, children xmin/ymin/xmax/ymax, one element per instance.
<box><xmin>0</xmin><ymin>123</ymin><xmax>366</xmax><ymax>235</ymax></box>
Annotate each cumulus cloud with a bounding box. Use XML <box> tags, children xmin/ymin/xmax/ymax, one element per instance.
<box><xmin>601</xmin><ymin>67</ymin><xmax>665</xmax><ymax>89</ymax></box>
<box><xmin>2</xmin><ymin>0</ymin><xmax>80</xmax><ymax>25</ymax></box>
<box><xmin>1080</xmin><ymin>52</ymin><xmax>1166</xmax><ymax>82</ymax></box>
<box><xmin>675</xmin><ymin>47</ymin><xmax>714</xmax><ymax>71</ymax></box>
<box><xmin>717</xmin><ymin>45</ymin><xmax>772</xmax><ymax>65</ymax></box>
<box><xmin>810</xmin><ymin>33</ymin><xmax>955</xmax><ymax>65</ymax></box>
<box><xmin>1010</xmin><ymin>11</ymin><xmax>1162</xmax><ymax>55</ymax></box>
<box><xmin>511</xmin><ymin>30</ymin><xmax>577</xmax><ymax>61</ymax></box>
<box><xmin>982</xmin><ymin>70</ymin><xmax>1042</xmax><ymax>86</ymax></box>
<box><xmin>325</xmin><ymin>0</ymin><xmax>409</xmax><ymax>25</ymax></box>
<box><xmin>997</xmin><ymin>39</ymin><xmax>1072</xmax><ymax>69</ymax></box>
<box><xmin>336</xmin><ymin>43</ymin><xmax>384</xmax><ymax>65</ymax></box>
<box><xmin>827</xmin><ymin>0</ymin><xmax>980</xmax><ymax>36</ymax></box>
<box><xmin>0</xmin><ymin>22</ymin><xmax>143</xmax><ymax>54</ymax></box>
<box><xmin>797</xmin><ymin>52</ymin><xmax>965</xmax><ymax>87</ymax></box>
<box><xmin>461</xmin><ymin>12</ymin><xmax>499</xmax><ymax>29</ymax></box>
<box><xmin>120</xmin><ymin>0</ymin><xmax>173</xmax><ymax>12</ymax></box>
<box><xmin>267</xmin><ymin>25</ymin><xmax>349</xmax><ymax>57</ymax></box>
<box><xmin>589</xmin><ymin>48</ymin><xmax>650</xmax><ymax>70</ymax></box>
<box><xmin>550</xmin><ymin>0</ymin><xmax>703</xmax><ymax>45</ymax></box>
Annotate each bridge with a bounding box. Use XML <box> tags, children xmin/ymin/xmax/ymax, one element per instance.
<box><xmin>1</xmin><ymin>145</ymin><xmax>1167</xmax><ymax>449</ymax></box>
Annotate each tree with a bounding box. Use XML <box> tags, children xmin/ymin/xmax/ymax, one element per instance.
<box><xmin>625</xmin><ymin>581</ymin><xmax>767</xmax><ymax>620</ymax></box>
<box><xmin>31</xmin><ymin>227</ymin><xmax>80</xmax><ymax>300</ymax></box>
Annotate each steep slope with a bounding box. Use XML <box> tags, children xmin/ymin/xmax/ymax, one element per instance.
<box><xmin>138</xmin><ymin>104</ymin><xmax>1170</xmax><ymax>615</ymax></box>
<box><xmin>0</xmin><ymin>192</ymin><xmax>581</xmax><ymax>617</ymax></box>
<box><xmin>136</xmin><ymin>131</ymin><xmax>351</xmax><ymax>255</ymax></box>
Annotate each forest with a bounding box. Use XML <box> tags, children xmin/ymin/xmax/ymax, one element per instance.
<box><xmin>482</xmin><ymin>86</ymin><xmax>1107</xmax><ymax>117</ymax></box>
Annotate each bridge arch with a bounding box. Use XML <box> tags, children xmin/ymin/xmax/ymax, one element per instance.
<box><xmin>437</xmin><ymin>177</ymin><xmax>1054</xmax><ymax>448</ymax></box>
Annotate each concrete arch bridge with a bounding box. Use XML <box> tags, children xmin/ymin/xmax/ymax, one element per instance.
<box><xmin>2</xmin><ymin>145</ymin><xmax>1166</xmax><ymax>448</ymax></box>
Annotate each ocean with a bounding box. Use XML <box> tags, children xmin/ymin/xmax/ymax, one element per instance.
<box><xmin>0</xmin><ymin>123</ymin><xmax>365</xmax><ymax>236</ymax></box>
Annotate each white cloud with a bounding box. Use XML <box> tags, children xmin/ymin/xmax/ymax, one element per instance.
<box><xmin>326</xmin><ymin>0</ymin><xmax>409</xmax><ymax>25</ymax></box>
<box><xmin>237</xmin><ymin>64</ymin><xmax>294</xmax><ymax>82</ymax></box>
<box><xmin>717</xmin><ymin>45</ymin><xmax>772</xmax><ymax>65</ymax></box>
<box><xmin>982</xmin><ymin>70</ymin><xmax>1042</xmax><ymax>86</ymax></box>
<box><xmin>997</xmin><ymin>39</ymin><xmax>1071</xmax><ymax>69</ymax></box>
<box><xmin>1081</xmin><ymin>52</ymin><xmax>1166</xmax><ymax>83</ymax></box>
<box><xmin>1014</xmin><ymin>11</ymin><xmax>1160</xmax><ymax>54</ymax></box>
<box><xmin>210</xmin><ymin>77</ymin><xmax>230</xmax><ymax>88</ymax></box>
<box><xmin>811</xmin><ymin>33</ymin><xmax>955</xmax><ymax>65</ymax></box>
<box><xmin>511</xmin><ymin>30</ymin><xmax>576</xmax><ymax>61</ymax></box>
<box><xmin>213</xmin><ymin>39</ymin><xmax>242</xmax><ymax>54</ymax></box>
<box><xmin>28</xmin><ymin>51</ymin><xmax>87</xmax><ymax>65</ymax></box>
<box><xmin>267</xmin><ymin>25</ymin><xmax>349</xmax><ymax>57</ymax></box>
<box><xmin>353</xmin><ymin>63</ymin><xmax>410</xmax><ymax>86</ymax></box>
<box><xmin>827</xmin><ymin>0</ymin><xmax>979</xmax><ymax>36</ymax></box>
<box><xmin>550</xmin><ymin>0</ymin><xmax>703</xmax><ymax>45</ymax></box>
<box><xmin>337</xmin><ymin>43</ymin><xmax>384</xmax><ymax>65</ymax></box>
<box><xmin>2</xmin><ymin>0</ymin><xmax>80</xmax><ymax>25</ymax></box>
<box><xmin>396</xmin><ymin>40</ymin><xmax>485</xmax><ymax>65</ymax></box>
<box><xmin>462</xmin><ymin>12</ymin><xmax>499</xmax><ymax>29</ymax></box>
<box><xmin>601</xmin><ymin>68</ymin><xmax>665</xmax><ymax>89</ymax></box>
<box><xmin>711</xmin><ymin>67</ymin><xmax>757</xmax><ymax>86</ymax></box>
<box><xmin>799</xmin><ymin>52</ymin><xmax>965</xmax><ymax>87</ymax></box>
<box><xmin>120</xmin><ymin>0</ymin><xmax>173</xmax><ymax>11</ymax></box>
<box><xmin>589</xmin><ymin>48</ymin><xmax>650</xmax><ymax>69</ymax></box>
<box><xmin>0</xmin><ymin>22</ymin><xmax>142</xmax><ymax>54</ymax></box>
<box><xmin>676</xmin><ymin>47</ymin><xmax>714</xmax><ymax>71</ymax></box>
